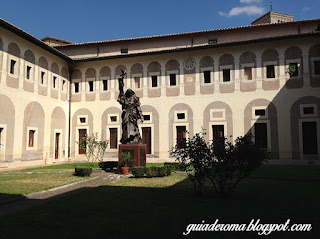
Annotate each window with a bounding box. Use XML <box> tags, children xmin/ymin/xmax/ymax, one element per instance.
<box><xmin>10</xmin><ymin>60</ymin><xmax>16</xmax><ymax>74</ymax></box>
<box><xmin>134</xmin><ymin>77</ymin><xmax>140</xmax><ymax>89</ymax></box>
<box><xmin>62</xmin><ymin>80</ymin><xmax>66</xmax><ymax>91</ymax></box>
<box><xmin>26</xmin><ymin>66</ymin><xmax>32</xmax><ymax>80</ymax></box>
<box><xmin>204</xmin><ymin>71</ymin><xmax>211</xmax><ymax>83</ymax></box>
<box><xmin>289</xmin><ymin>63</ymin><xmax>299</xmax><ymax>77</ymax></box>
<box><xmin>303</xmin><ymin>107</ymin><xmax>314</xmax><ymax>115</ymax></box>
<box><xmin>89</xmin><ymin>81</ymin><xmax>94</xmax><ymax>92</ymax></box>
<box><xmin>223</xmin><ymin>69</ymin><xmax>230</xmax><ymax>82</ymax></box>
<box><xmin>121</xmin><ymin>48</ymin><xmax>128</xmax><ymax>54</ymax></box>
<box><xmin>53</xmin><ymin>76</ymin><xmax>57</xmax><ymax>88</ymax></box>
<box><xmin>177</xmin><ymin>113</ymin><xmax>185</xmax><ymax>120</ymax></box>
<box><xmin>255</xmin><ymin>109</ymin><xmax>266</xmax><ymax>116</ymax></box>
<box><xmin>170</xmin><ymin>74</ymin><xmax>176</xmax><ymax>86</ymax></box>
<box><xmin>80</xmin><ymin>117</ymin><xmax>86</xmax><ymax>123</ymax></box>
<box><xmin>208</xmin><ymin>39</ymin><xmax>217</xmax><ymax>44</ymax></box>
<box><xmin>143</xmin><ymin>115</ymin><xmax>150</xmax><ymax>121</ymax></box>
<box><xmin>244</xmin><ymin>67</ymin><xmax>252</xmax><ymax>80</ymax></box>
<box><xmin>28</xmin><ymin>130</ymin><xmax>35</xmax><ymax>147</ymax></box>
<box><xmin>266</xmin><ymin>65</ymin><xmax>275</xmax><ymax>78</ymax></box>
<box><xmin>41</xmin><ymin>71</ymin><xmax>45</xmax><ymax>84</ymax></box>
<box><xmin>151</xmin><ymin>75</ymin><xmax>158</xmax><ymax>87</ymax></box>
<box><xmin>103</xmin><ymin>80</ymin><xmax>108</xmax><ymax>91</ymax></box>
<box><xmin>74</xmin><ymin>82</ymin><xmax>79</xmax><ymax>93</ymax></box>
<box><xmin>110</xmin><ymin>116</ymin><xmax>117</xmax><ymax>122</ymax></box>
<box><xmin>314</xmin><ymin>60</ymin><xmax>320</xmax><ymax>75</ymax></box>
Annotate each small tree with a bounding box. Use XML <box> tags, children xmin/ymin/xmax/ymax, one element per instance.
<box><xmin>170</xmin><ymin>133</ymin><xmax>211</xmax><ymax>196</ymax></box>
<box><xmin>170</xmin><ymin>133</ymin><xmax>269</xmax><ymax>196</ymax></box>
<box><xmin>207</xmin><ymin>134</ymin><xmax>269</xmax><ymax>196</ymax></box>
<box><xmin>77</xmin><ymin>132</ymin><xmax>109</xmax><ymax>164</ymax></box>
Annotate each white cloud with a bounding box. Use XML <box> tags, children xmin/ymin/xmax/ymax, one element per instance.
<box><xmin>302</xmin><ymin>7</ymin><xmax>310</xmax><ymax>12</ymax></box>
<box><xmin>219</xmin><ymin>6</ymin><xmax>265</xmax><ymax>17</ymax></box>
<box><xmin>240</xmin><ymin>0</ymin><xmax>262</xmax><ymax>3</ymax></box>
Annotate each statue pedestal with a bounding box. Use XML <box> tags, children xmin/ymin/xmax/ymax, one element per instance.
<box><xmin>118</xmin><ymin>144</ymin><xmax>147</xmax><ymax>171</ymax></box>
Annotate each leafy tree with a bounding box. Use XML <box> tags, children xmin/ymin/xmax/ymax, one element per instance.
<box><xmin>77</xmin><ymin>132</ymin><xmax>109</xmax><ymax>164</ymax></box>
<box><xmin>170</xmin><ymin>133</ymin><xmax>270</xmax><ymax>196</ymax></box>
<box><xmin>170</xmin><ymin>133</ymin><xmax>212</xmax><ymax>196</ymax></box>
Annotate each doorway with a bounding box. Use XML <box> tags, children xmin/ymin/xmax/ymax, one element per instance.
<box><xmin>254</xmin><ymin>123</ymin><xmax>268</xmax><ymax>148</ymax></box>
<box><xmin>55</xmin><ymin>133</ymin><xmax>60</xmax><ymax>159</ymax></box>
<box><xmin>78</xmin><ymin>129</ymin><xmax>87</xmax><ymax>154</ymax></box>
<box><xmin>109</xmin><ymin>128</ymin><xmax>118</xmax><ymax>149</ymax></box>
<box><xmin>142</xmin><ymin>127</ymin><xmax>152</xmax><ymax>154</ymax></box>
<box><xmin>176</xmin><ymin>126</ymin><xmax>186</xmax><ymax>148</ymax></box>
<box><xmin>302</xmin><ymin>122</ymin><xmax>318</xmax><ymax>155</ymax></box>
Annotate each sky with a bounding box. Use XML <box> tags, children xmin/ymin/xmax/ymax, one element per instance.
<box><xmin>0</xmin><ymin>0</ymin><xmax>319</xmax><ymax>43</ymax></box>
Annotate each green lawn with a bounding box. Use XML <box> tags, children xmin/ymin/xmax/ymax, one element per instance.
<box><xmin>0</xmin><ymin>173</ymin><xmax>90</xmax><ymax>201</ymax></box>
<box><xmin>0</xmin><ymin>165</ymin><xmax>319</xmax><ymax>239</ymax></box>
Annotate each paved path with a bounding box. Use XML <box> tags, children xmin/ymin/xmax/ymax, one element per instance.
<box><xmin>0</xmin><ymin>170</ymin><xmax>130</xmax><ymax>217</ymax></box>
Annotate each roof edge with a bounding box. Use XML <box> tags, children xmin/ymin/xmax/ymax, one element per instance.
<box><xmin>0</xmin><ymin>18</ymin><xmax>73</xmax><ymax>63</ymax></box>
<box><xmin>73</xmin><ymin>31</ymin><xmax>320</xmax><ymax>62</ymax></box>
<box><xmin>55</xmin><ymin>18</ymin><xmax>320</xmax><ymax>48</ymax></box>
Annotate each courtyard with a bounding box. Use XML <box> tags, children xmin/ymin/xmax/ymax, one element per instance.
<box><xmin>0</xmin><ymin>163</ymin><xmax>319</xmax><ymax>238</ymax></box>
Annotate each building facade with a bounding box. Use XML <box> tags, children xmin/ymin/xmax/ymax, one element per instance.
<box><xmin>0</xmin><ymin>12</ymin><xmax>320</xmax><ymax>169</ymax></box>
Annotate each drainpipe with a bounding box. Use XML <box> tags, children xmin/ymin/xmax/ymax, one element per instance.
<box><xmin>68</xmin><ymin>63</ymin><xmax>75</xmax><ymax>159</ymax></box>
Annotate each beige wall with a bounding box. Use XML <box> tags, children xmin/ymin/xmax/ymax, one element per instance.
<box><xmin>0</xmin><ymin>27</ymin><xmax>70</xmax><ymax>168</ymax></box>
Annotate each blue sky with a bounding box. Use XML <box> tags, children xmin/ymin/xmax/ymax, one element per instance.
<box><xmin>0</xmin><ymin>0</ymin><xmax>319</xmax><ymax>43</ymax></box>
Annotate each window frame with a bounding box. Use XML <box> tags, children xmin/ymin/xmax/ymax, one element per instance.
<box><xmin>149</xmin><ymin>72</ymin><xmax>160</xmax><ymax>89</ymax></box>
<box><xmin>8</xmin><ymin>56</ymin><xmax>19</xmax><ymax>77</ymax></box>
<box><xmin>167</xmin><ymin>70</ymin><xmax>179</xmax><ymax>87</ymax></box>
<box><xmin>201</xmin><ymin>67</ymin><xmax>214</xmax><ymax>85</ymax></box>
<box><xmin>219</xmin><ymin>65</ymin><xmax>233</xmax><ymax>83</ymax></box>
<box><xmin>300</xmin><ymin>104</ymin><xmax>318</xmax><ymax>118</ymax></box>
<box><xmin>26</xmin><ymin>127</ymin><xmax>38</xmax><ymax>150</ymax></box>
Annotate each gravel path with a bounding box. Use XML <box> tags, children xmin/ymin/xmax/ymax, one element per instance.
<box><xmin>0</xmin><ymin>170</ymin><xmax>130</xmax><ymax>217</ymax></box>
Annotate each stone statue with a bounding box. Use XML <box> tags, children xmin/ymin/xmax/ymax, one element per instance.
<box><xmin>117</xmin><ymin>70</ymin><xmax>144</xmax><ymax>144</ymax></box>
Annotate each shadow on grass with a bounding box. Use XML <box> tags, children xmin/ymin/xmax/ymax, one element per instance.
<box><xmin>0</xmin><ymin>192</ymin><xmax>24</xmax><ymax>202</ymax></box>
<box><xmin>0</xmin><ymin>174</ymin><xmax>319</xmax><ymax>239</ymax></box>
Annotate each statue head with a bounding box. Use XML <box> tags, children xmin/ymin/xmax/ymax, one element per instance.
<box><xmin>125</xmin><ymin>89</ymin><xmax>135</xmax><ymax>98</ymax></box>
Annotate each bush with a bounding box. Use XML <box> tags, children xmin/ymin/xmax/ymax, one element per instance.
<box><xmin>170</xmin><ymin>132</ymin><xmax>270</xmax><ymax>196</ymax></box>
<box><xmin>164</xmin><ymin>162</ymin><xmax>186</xmax><ymax>171</ymax></box>
<box><xmin>132</xmin><ymin>166</ymin><xmax>172</xmax><ymax>178</ymax></box>
<box><xmin>146</xmin><ymin>166</ymin><xmax>158</xmax><ymax>178</ymax></box>
<box><xmin>74</xmin><ymin>166</ymin><xmax>92</xmax><ymax>177</ymax></box>
<box><xmin>132</xmin><ymin>167</ymin><xmax>147</xmax><ymax>178</ymax></box>
<box><xmin>164</xmin><ymin>166</ymin><xmax>173</xmax><ymax>176</ymax></box>
<box><xmin>157</xmin><ymin>166</ymin><xmax>167</xmax><ymax>177</ymax></box>
<box><xmin>99</xmin><ymin>161</ymin><xmax>118</xmax><ymax>170</ymax></box>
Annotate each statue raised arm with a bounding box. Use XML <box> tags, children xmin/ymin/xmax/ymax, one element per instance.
<box><xmin>117</xmin><ymin>69</ymin><xmax>143</xmax><ymax>144</ymax></box>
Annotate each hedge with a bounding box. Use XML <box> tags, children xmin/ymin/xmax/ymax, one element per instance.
<box><xmin>164</xmin><ymin>162</ymin><xmax>186</xmax><ymax>171</ymax></box>
<box><xmin>74</xmin><ymin>166</ymin><xmax>92</xmax><ymax>177</ymax></box>
<box><xmin>132</xmin><ymin>166</ymin><xmax>172</xmax><ymax>178</ymax></box>
<box><xmin>99</xmin><ymin>161</ymin><xmax>118</xmax><ymax>170</ymax></box>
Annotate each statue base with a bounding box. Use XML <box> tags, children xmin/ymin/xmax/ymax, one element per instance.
<box><xmin>118</xmin><ymin>144</ymin><xmax>147</xmax><ymax>172</ymax></box>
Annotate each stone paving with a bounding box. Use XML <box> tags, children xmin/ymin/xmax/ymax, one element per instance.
<box><xmin>0</xmin><ymin>170</ymin><xmax>131</xmax><ymax>217</ymax></box>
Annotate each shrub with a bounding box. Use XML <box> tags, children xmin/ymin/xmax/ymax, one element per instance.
<box><xmin>164</xmin><ymin>166</ymin><xmax>173</xmax><ymax>176</ymax></box>
<box><xmin>77</xmin><ymin>132</ymin><xmax>109</xmax><ymax>164</ymax></box>
<box><xmin>132</xmin><ymin>167</ymin><xmax>147</xmax><ymax>178</ymax></box>
<box><xmin>146</xmin><ymin>166</ymin><xmax>158</xmax><ymax>178</ymax></box>
<box><xmin>157</xmin><ymin>166</ymin><xmax>167</xmax><ymax>177</ymax></box>
<box><xmin>74</xmin><ymin>166</ymin><xmax>92</xmax><ymax>177</ymax></box>
<box><xmin>170</xmin><ymin>132</ymin><xmax>269</xmax><ymax>196</ymax></box>
<box><xmin>132</xmin><ymin>166</ymin><xmax>172</xmax><ymax>178</ymax></box>
<box><xmin>99</xmin><ymin>161</ymin><xmax>118</xmax><ymax>170</ymax></box>
<box><xmin>164</xmin><ymin>162</ymin><xmax>186</xmax><ymax>171</ymax></box>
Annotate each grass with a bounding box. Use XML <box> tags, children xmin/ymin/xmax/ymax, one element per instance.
<box><xmin>0</xmin><ymin>165</ymin><xmax>319</xmax><ymax>238</ymax></box>
<box><xmin>16</xmin><ymin>162</ymin><xmax>100</xmax><ymax>172</ymax></box>
<box><xmin>0</xmin><ymin>173</ymin><xmax>90</xmax><ymax>201</ymax></box>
